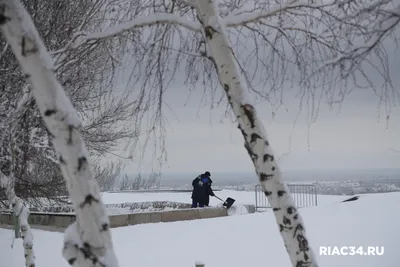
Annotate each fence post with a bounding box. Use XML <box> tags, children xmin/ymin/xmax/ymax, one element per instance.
<box><xmin>255</xmin><ymin>185</ymin><xmax>258</xmax><ymax>211</ymax></box>
<box><xmin>255</xmin><ymin>183</ymin><xmax>318</xmax><ymax>209</ymax></box>
<box><xmin>13</xmin><ymin>211</ymin><xmax>21</xmax><ymax>238</ymax></box>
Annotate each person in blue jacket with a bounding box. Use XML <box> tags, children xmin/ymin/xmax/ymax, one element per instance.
<box><xmin>191</xmin><ymin>171</ymin><xmax>215</xmax><ymax>208</ymax></box>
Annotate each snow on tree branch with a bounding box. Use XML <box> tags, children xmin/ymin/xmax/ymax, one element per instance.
<box><xmin>223</xmin><ymin>0</ymin><xmax>336</xmax><ymax>27</ymax></box>
<box><xmin>0</xmin><ymin>0</ymin><xmax>119</xmax><ymax>266</ymax></box>
<box><xmin>52</xmin><ymin>12</ymin><xmax>201</xmax><ymax>55</ymax></box>
<box><xmin>86</xmin><ymin>13</ymin><xmax>201</xmax><ymax>39</ymax></box>
<box><xmin>194</xmin><ymin>0</ymin><xmax>318</xmax><ymax>266</ymax></box>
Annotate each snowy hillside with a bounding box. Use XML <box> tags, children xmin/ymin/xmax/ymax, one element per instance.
<box><xmin>1</xmin><ymin>191</ymin><xmax>398</xmax><ymax>267</ymax></box>
<box><xmin>153</xmin><ymin>169</ymin><xmax>400</xmax><ymax>195</ymax></box>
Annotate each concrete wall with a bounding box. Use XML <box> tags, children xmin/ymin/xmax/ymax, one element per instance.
<box><xmin>0</xmin><ymin>207</ymin><xmax>228</xmax><ymax>229</ymax></box>
<box><xmin>25</xmin><ymin>201</ymin><xmax>193</xmax><ymax>214</ymax></box>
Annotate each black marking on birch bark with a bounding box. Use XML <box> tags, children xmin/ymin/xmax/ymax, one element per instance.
<box><xmin>265</xmin><ymin>140</ymin><xmax>269</xmax><ymax>146</ymax></box>
<box><xmin>241</xmin><ymin>104</ymin><xmax>256</xmax><ymax>128</ymax></box>
<box><xmin>79</xmin><ymin>243</ymin><xmax>105</xmax><ymax>267</ymax></box>
<box><xmin>21</xmin><ymin>37</ymin><xmax>38</xmax><ymax>57</ymax></box>
<box><xmin>226</xmin><ymin>94</ymin><xmax>232</xmax><ymax>103</ymax></box>
<box><xmin>277</xmin><ymin>190</ymin><xmax>286</xmax><ymax>197</ymax></box>
<box><xmin>296</xmin><ymin>261</ymin><xmax>309</xmax><ymax>267</ymax></box>
<box><xmin>264</xmin><ymin>154</ymin><xmax>274</xmax><ymax>162</ymax></box>
<box><xmin>271</xmin><ymin>166</ymin><xmax>276</xmax><ymax>171</ymax></box>
<box><xmin>23</xmin><ymin>73</ymin><xmax>31</xmax><ymax>79</ymax></box>
<box><xmin>59</xmin><ymin>156</ymin><xmax>66</xmax><ymax>164</ymax></box>
<box><xmin>273</xmin><ymin>207</ymin><xmax>281</xmax><ymax>212</ymax></box>
<box><xmin>283</xmin><ymin>216</ymin><xmax>291</xmax><ymax>225</ymax></box>
<box><xmin>293</xmin><ymin>223</ymin><xmax>304</xmax><ymax>237</ymax></box>
<box><xmin>297</xmin><ymin>234</ymin><xmax>309</xmax><ymax>251</ymax></box>
<box><xmin>287</xmin><ymin>206</ymin><xmax>296</xmax><ymax>214</ymax></box>
<box><xmin>264</xmin><ymin>191</ymin><xmax>272</xmax><ymax>196</ymax></box>
<box><xmin>0</xmin><ymin>5</ymin><xmax>10</xmax><ymax>25</ymax></box>
<box><xmin>222</xmin><ymin>84</ymin><xmax>232</xmax><ymax>103</ymax></box>
<box><xmin>68</xmin><ymin>258</ymin><xmax>77</xmax><ymax>265</ymax></box>
<box><xmin>25</xmin><ymin>254</ymin><xmax>28</xmax><ymax>258</ymax></box>
<box><xmin>259</xmin><ymin>173</ymin><xmax>273</xmax><ymax>182</ymax></box>
<box><xmin>67</xmin><ymin>125</ymin><xmax>74</xmax><ymax>145</ymax></box>
<box><xmin>196</xmin><ymin>14</ymin><xmax>203</xmax><ymax>25</ymax></box>
<box><xmin>238</xmin><ymin>124</ymin><xmax>247</xmax><ymax>138</ymax></box>
<box><xmin>80</xmin><ymin>245</ymin><xmax>91</xmax><ymax>259</ymax></box>
<box><xmin>80</xmin><ymin>194</ymin><xmax>99</xmax><ymax>208</ymax></box>
<box><xmin>101</xmin><ymin>223</ymin><xmax>109</xmax><ymax>231</ymax></box>
<box><xmin>223</xmin><ymin>84</ymin><xmax>229</xmax><ymax>92</ymax></box>
<box><xmin>43</xmin><ymin>124</ymin><xmax>55</xmax><ymax>138</ymax></box>
<box><xmin>250</xmin><ymin>133</ymin><xmax>262</xmax><ymax>143</ymax></box>
<box><xmin>293</xmin><ymin>214</ymin><xmax>299</xmax><ymax>220</ymax></box>
<box><xmin>244</xmin><ymin>143</ymin><xmax>257</xmax><ymax>161</ymax></box>
<box><xmin>44</xmin><ymin>109</ymin><xmax>57</xmax><ymax>116</ymax></box>
<box><xmin>279</xmin><ymin>224</ymin><xmax>293</xmax><ymax>232</ymax></box>
<box><xmin>304</xmin><ymin>252</ymin><xmax>309</xmax><ymax>261</ymax></box>
<box><xmin>208</xmin><ymin>55</ymin><xmax>218</xmax><ymax>72</ymax></box>
<box><xmin>204</xmin><ymin>26</ymin><xmax>218</xmax><ymax>40</ymax></box>
<box><xmin>77</xmin><ymin>156</ymin><xmax>87</xmax><ymax>171</ymax></box>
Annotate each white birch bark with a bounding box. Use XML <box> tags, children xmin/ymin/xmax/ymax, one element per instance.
<box><xmin>0</xmin><ymin>173</ymin><xmax>35</xmax><ymax>267</ymax></box>
<box><xmin>194</xmin><ymin>1</ymin><xmax>318</xmax><ymax>266</ymax></box>
<box><xmin>0</xmin><ymin>1</ymin><xmax>118</xmax><ymax>267</ymax></box>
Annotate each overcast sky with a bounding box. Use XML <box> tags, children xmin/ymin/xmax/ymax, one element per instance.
<box><xmin>125</xmin><ymin>85</ymin><xmax>400</xmax><ymax>174</ymax></box>
<box><xmin>113</xmin><ymin>11</ymin><xmax>400</xmax><ymax>174</ymax></box>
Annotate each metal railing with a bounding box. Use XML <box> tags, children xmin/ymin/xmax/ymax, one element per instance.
<box><xmin>255</xmin><ymin>184</ymin><xmax>318</xmax><ymax>211</ymax></box>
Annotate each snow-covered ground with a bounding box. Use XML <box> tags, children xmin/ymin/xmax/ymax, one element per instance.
<box><xmin>2</xmin><ymin>190</ymin><xmax>398</xmax><ymax>267</ymax></box>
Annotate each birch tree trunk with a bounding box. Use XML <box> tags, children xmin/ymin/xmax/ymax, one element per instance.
<box><xmin>0</xmin><ymin>1</ymin><xmax>119</xmax><ymax>267</ymax></box>
<box><xmin>194</xmin><ymin>1</ymin><xmax>318</xmax><ymax>266</ymax></box>
<box><xmin>0</xmin><ymin>173</ymin><xmax>35</xmax><ymax>267</ymax></box>
<box><xmin>0</xmin><ymin>86</ymin><xmax>36</xmax><ymax>267</ymax></box>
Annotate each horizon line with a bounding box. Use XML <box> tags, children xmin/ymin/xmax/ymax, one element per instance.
<box><xmin>125</xmin><ymin>167</ymin><xmax>400</xmax><ymax>175</ymax></box>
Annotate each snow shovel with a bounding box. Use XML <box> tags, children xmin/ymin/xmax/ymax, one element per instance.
<box><xmin>214</xmin><ymin>195</ymin><xmax>235</xmax><ymax>209</ymax></box>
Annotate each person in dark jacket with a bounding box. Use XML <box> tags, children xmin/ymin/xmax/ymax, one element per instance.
<box><xmin>191</xmin><ymin>171</ymin><xmax>214</xmax><ymax>208</ymax></box>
